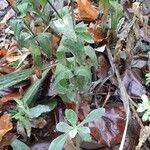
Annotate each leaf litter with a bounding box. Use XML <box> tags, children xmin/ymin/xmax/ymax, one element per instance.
<box><xmin>0</xmin><ymin>0</ymin><xmax>150</xmax><ymax>149</ymax></box>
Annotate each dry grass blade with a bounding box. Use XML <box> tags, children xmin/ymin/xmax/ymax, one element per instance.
<box><xmin>106</xmin><ymin>47</ymin><xmax>130</xmax><ymax>150</ymax></box>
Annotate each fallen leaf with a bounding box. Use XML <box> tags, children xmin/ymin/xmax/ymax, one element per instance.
<box><xmin>88</xmin><ymin>23</ymin><xmax>106</xmax><ymax>42</ymax></box>
<box><xmin>0</xmin><ymin>113</ymin><xmax>13</xmax><ymax>141</ymax></box>
<box><xmin>0</xmin><ymin>48</ymin><xmax>7</xmax><ymax>58</ymax></box>
<box><xmin>117</xmin><ymin>69</ymin><xmax>146</xmax><ymax>97</ymax></box>
<box><xmin>80</xmin><ymin>103</ymin><xmax>126</xmax><ymax>149</ymax></box>
<box><xmin>0</xmin><ymin>92</ymin><xmax>21</xmax><ymax>105</ymax></box>
<box><xmin>76</xmin><ymin>0</ymin><xmax>98</xmax><ymax>21</ymax></box>
<box><xmin>96</xmin><ymin>55</ymin><xmax>110</xmax><ymax>79</ymax></box>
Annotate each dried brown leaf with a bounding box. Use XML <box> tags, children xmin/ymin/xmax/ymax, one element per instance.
<box><xmin>0</xmin><ymin>113</ymin><xmax>13</xmax><ymax>141</ymax></box>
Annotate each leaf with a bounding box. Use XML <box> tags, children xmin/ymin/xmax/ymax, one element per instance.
<box><xmin>56</xmin><ymin>122</ymin><xmax>73</xmax><ymax>133</ymax></box>
<box><xmin>109</xmin><ymin>0</ymin><xmax>123</xmax><ymax>31</ymax></box>
<box><xmin>69</xmin><ymin>128</ymin><xmax>78</xmax><ymax>138</ymax></box>
<box><xmin>29</xmin><ymin>43</ymin><xmax>42</xmax><ymax>67</ymax></box>
<box><xmin>75</xmin><ymin>22</ymin><xmax>94</xmax><ymax>43</ymax></box>
<box><xmin>62</xmin><ymin>38</ymin><xmax>85</xmax><ymax>64</ymax></box>
<box><xmin>0</xmin><ymin>64</ymin><xmax>53</xmax><ymax>90</ymax></box>
<box><xmin>17</xmin><ymin>2</ymin><xmax>30</xmax><ymax>17</ymax></box>
<box><xmin>51</xmin><ymin>14</ymin><xmax>76</xmax><ymax>40</ymax></box>
<box><xmin>23</xmin><ymin>69</ymin><xmax>50</xmax><ymax>105</ymax></box>
<box><xmin>84</xmin><ymin>46</ymin><xmax>97</xmax><ymax>67</ymax></box>
<box><xmin>36</xmin><ymin>32</ymin><xmax>52</xmax><ymax>59</ymax></box>
<box><xmin>9</xmin><ymin>19</ymin><xmax>23</xmax><ymax>41</ymax></box>
<box><xmin>0</xmin><ymin>69</ymin><xmax>32</xmax><ymax>90</ymax></box>
<box><xmin>11</xmin><ymin>139</ymin><xmax>30</xmax><ymax>150</ymax></box>
<box><xmin>79</xmin><ymin>108</ymin><xmax>105</xmax><ymax>126</ymax></box>
<box><xmin>49</xmin><ymin>134</ymin><xmax>68</xmax><ymax>150</ymax></box>
<box><xmin>43</xmin><ymin>99</ymin><xmax>57</xmax><ymax>111</ymax></box>
<box><xmin>54</xmin><ymin>64</ymin><xmax>75</xmax><ymax>101</ymax></box>
<box><xmin>75</xmin><ymin>66</ymin><xmax>91</xmax><ymax>92</ymax></box>
<box><xmin>39</xmin><ymin>0</ymin><xmax>47</xmax><ymax>7</ymax></box>
<box><xmin>0</xmin><ymin>113</ymin><xmax>13</xmax><ymax>141</ymax></box>
<box><xmin>29</xmin><ymin>105</ymin><xmax>51</xmax><ymax>118</ymax></box>
<box><xmin>76</xmin><ymin>0</ymin><xmax>98</xmax><ymax>21</ymax></box>
<box><xmin>65</xmin><ymin>109</ymin><xmax>77</xmax><ymax>127</ymax></box>
<box><xmin>78</xmin><ymin>127</ymin><xmax>91</xmax><ymax>142</ymax></box>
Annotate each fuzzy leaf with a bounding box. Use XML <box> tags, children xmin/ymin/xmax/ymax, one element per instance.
<box><xmin>9</xmin><ymin>19</ymin><xmax>23</xmax><ymax>41</ymax></box>
<box><xmin>29</xmin><ymin>43</ymin><xmax>42</xmax><ymax>67</ymax></box>
<box><xmin>85</xmin><ymin>46</ymin><xmax>97</xmax><ymax>67</ymax></box>
<box><xmin>23</xmin><ymin>69</ymin><xmax>49</xmax><ymax>105</ymax></box>
<box><xmin>29</xmin><ymin>105</ymin><xmax>51</xmax><ymax>118</ymax></box>
<box><xmin>49</xmin><ymin>134</ymin><xmax>67</xmax><ymax>150</ymax></box>
<box><xmin>65</xmin><ymin>109</ymin><xmax>78</xmax><ymax>127</ymax></box>
<box><xmin>69</xmin><ymin>128</ymin><xmax>78</xmax><ymax>138</ymax></box>
<box><xmin>11</xmin><ymin>139</ymin><xmax>30</xmax><ymax>150</ymax></box>
<box><xmin>78</xmin><ymin>127</ymin><xmax>91</xmax><ymax>141</ymax></box>
<box><xmin>56</xmin><ymin>122</ymin><xmax>73</xmax><ymax>133</ymax></box>
<box><xmin>36</xmin><ymin>32</ymin><xmax>52</xmax><ymax>59</ymax></box>
<box><xmin>51</xmin><ymin>14</ymin><xmax>76</xmax><ymax>40</ymax></box>
<box><xmin>79</xmin><ymin>108</ymin><xmax>105</xmax><ymax>126</ymax></box>
<box><xmin>0</xmin><ymin>69</ymin><xmax>32</xmax><ymax>90</ymax></box>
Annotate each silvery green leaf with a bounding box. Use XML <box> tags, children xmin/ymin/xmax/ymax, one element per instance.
<box><xmin>79</xmin><ymin>108</ymin><xmax>105</xmax><ymax>126</ymax></box>
<box><xmin>23</xmin><ymin>69</ymin><xmax>50</xmax><ymax>105</ymax></box>
<box><xmin>85</xmin><ymin>46</ymin><xmax>97</xmax><ymax>66</ymax></box>
<box><xmin>76</xmin><ymin>32</ymin><xmax>94</xmax><ymax>43</ymax></box>
<box><xmin>69</xmin><ymin>128</ymin><xmax>78</xmax><ymax>138</ymax></box>
<box><xmin>49</xmin><ymin>134</ymin><xmax>68</xmax><ymax>150</ymax></box>
<box><xmin>0</xmin><ymin>68</ymin><xmax>32</xmax><ymax>90</ymax></box>
<box><xmin>75</xmin><ymin>66</ymin><xmax>91</xmax><ymax>92</ymax></box>
<box><xmin>65</xmin><ymin>109</ymin><xmax>77</xmax><ymax>127</ymax></box>
<box><xmin>29</xmin><ymin>43</ymin><xmax>42</xmax><ymax>67</ymax></box>
<box><xmin>36</xmin><ymin>32</ymin><xmax>52</xmax><ymax>59</ymax></box>
<box><xmin>78</xmin><ymin>127</ymin><xmax>91</xmax><ymax>142</ymax></box>
<box><xmin>29</xmin><ymin>105</ymin><xmax>50</xmax><ymax>118</ymax></box>
<box><xmin>142</xmin><ymin>111</ymin><xmax>150</xmax><ymax>121</ymax></box>
<box><xmin>9</xmin><ymin>19</ymin><xmax>23</xmax><ymax>41</ymax></box>
<box><xmin>137</xmin><ymin>104</ymin><xmax>146</xmax><ymax>113</ymax></box>
<box><xmin>51</xmin><ymin>14</ymin><xmax>76</xmax><ymax>40</ymax></box>
<box><xmin>11</xmin><ymin>139</ymin><xmax>30</xmax><ymax>150</ymax></box>
<box><xmin>56</xmin><ymin>122</ymin><xmax>73</xmax><ymax>133</ymax></box>
<box><xmin>75</xmin><ymin>22</ymin><xmax>87</xmax><ymax>32</ymax></box>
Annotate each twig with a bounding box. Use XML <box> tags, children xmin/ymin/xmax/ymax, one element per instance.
<box><xmin>106</xmin><ymin>47</ymin><xmax>130</xmax><ymax>150</ymax></box>
<box><xmin>47</xmin><ymin>0</ymin><xmax>62</xmax><ymax>19</ymax></box>
<box><xmin>129</xmin><ymin>98</ymin><xmax>144</xmax><ymax>128</ymax></box>
<box><xmin>70</xmin><ymin>0</ymin><xmax>75</xmax><ymax>27</ymax></box>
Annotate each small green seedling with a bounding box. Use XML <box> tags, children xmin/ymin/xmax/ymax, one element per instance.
<box><xmin>49</xmin><ymin>108</ymin><xmax>105</xmax><ymax>150</ymax></box>
<box><xmin>137</xmin><ymin>94</ymin><xmax>150</xmax><ymax>121</ymax></box>
<box><xmin>146</xmin><ymin>73</ymin><xmax>150</xmax><ymax>85</ymax></box>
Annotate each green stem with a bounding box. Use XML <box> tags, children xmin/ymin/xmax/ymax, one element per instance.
<box><xmin>75</xmin><ymin>92</ymin><xmax>81</xmax><ymax>150</ymax></box>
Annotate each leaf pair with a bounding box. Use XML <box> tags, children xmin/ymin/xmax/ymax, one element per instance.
<box><xmin>49</xmin><ymin>108</ymin><xmax>105</xmax><ymax>150</ymax></box>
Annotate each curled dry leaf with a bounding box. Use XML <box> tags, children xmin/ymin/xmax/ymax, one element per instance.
<box><xmin>0</xmin><ymin>113</ymin><xmax>13</xmax><ymax>141</ymax></box>
<box><xmin>88</xmin><ymin>22</ymin><xmax>106</xmax><ymax>42</ymax></box>
<box><xmin>118</xmin><ymin>69</ymin><xmax>146</xmax><ymax>97</ymax></box>
<box><xmin>0</xmin><ymin>48</ymin><xmax>7</xmax><ymax>58</ymax></box>
<box><xmin>0</xmin><ymin>91</ymin><xmax>21</xmax><ymax>106</ymax></box>
<box><xmin>76</xmin><ymin>0</ymin><xmax>98</xmax><ymax>21</ymax></box>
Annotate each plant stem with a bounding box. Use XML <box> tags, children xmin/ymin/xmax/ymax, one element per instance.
<box><xmin>75</xmin><ymin>92</ymin><xmax>81</xmax><ymax>150</ymax></box>
<box><xmin>47</xmin><ymin>0</ymin><xmax>62</xmax><ymax>19</ymax></box>
<box><xmin>5</xmin><ymin>0</ymin><xmax>36</xmax><ymax>37</ymax></box>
